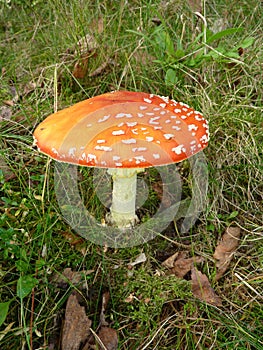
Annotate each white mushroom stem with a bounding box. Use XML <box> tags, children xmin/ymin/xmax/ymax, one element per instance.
<box><xmin>107</xmin><ymin>168</ymin><xmax>144</xmax><ymax>229</ymax></box>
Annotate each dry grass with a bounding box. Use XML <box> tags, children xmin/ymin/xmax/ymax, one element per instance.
<box><xmin>0</xmin><ymin>0</ymin><xmax>262</xmax><ymax>349</ymax></box>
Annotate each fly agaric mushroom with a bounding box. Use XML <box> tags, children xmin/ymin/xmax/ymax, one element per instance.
<box><xmin>33</xmin><ymin>91</ymin><xmax>209</xmax><ymax>229</ymax></box>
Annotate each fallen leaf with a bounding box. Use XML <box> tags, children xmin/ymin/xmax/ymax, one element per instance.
<box><xmin>88</xmin><ymin>59</ymin><xmax>115</xmax><ymax>77</ymax></box>
<box><xmin>97</xmin><ymin>17</ymin><xmax>104</xmax><ymax>34</ymax></box>
<box><xmin>162</xmin><ymin>252</ymin><xmax>179</xmax><ymax>269</ymax></box>
<box><xmin>61</xmin><ymin>231</ymin><xmax>84</xmax><ymax>244</ymax></box>
<box><xmin>23</xmin><ymin>80</ymin><xmax>41</xmax><ymax>97</ymax></box>
<box><xmin>76</xmin><ymin>33</ymin><xmax>98</xmax><ymax>54</ymax></box>
<box><xmin>0</xmin><ymin>158</ymin><xmax>15</xmax><ymax>181</ymax></box>
<box><xmin>72</xmin><ymin>33</ymin><xmax>99</xmax><ymax>79</ymax></box>
<box><xmin>162</xmin><ymin>251</ymin><xmax>204</xmax><ymax>278</ymax></box>
<box><xmin>72</xmin><ymin>52</ymin><xmax>91</xmax><ymax>79</ymax></box>
<box><xmin>96</xmin><ymin>327</ymin><xmax>118</xmax><ymax>350</ymax></box>
<box><xmin>52</xmin><ymin>267</ymin><xmax>94</xmax><ymax>289</ymax></box>
<box><xmin>191</xmin><ymin>267</ymin><xmax>222</xmax><ymax>306</ymax></box>
<box><xmin>151</xmin><ymin>17</ymin><xmax>162</xmax><ymax>25</ymax></box>
<box><xmin>100</xmin><ymin>291</ymin><xmax>110</xmax><ymax>326</ymax></box>
<box><xmin>61</xmin><ymin>293</ymin><xmax>92</xmax><ymax>350</ymax></box>
<box><xmin>124</xmin><ymin>293</ymin><xmax>135</xmax><ymax>303</ymax></box>
<box><xmin>171</xmin><ymin>255</ymin><xmax>204</xmax><ymax>278</ymax></box>
<box><xmin>128</xmin><ymin>252</ymin><xmax>147</xmax><ymax>268</ymax></box>
<box><xmin>0</xmin><ymin>106</ymin><xmax>12</xmax><ymax>121</ymax></box>
<box><xmin>61</xmin><ymin>231</ymin><xmax>88</xmax><ymax>255</ymax></box>
<box><xmin>152</xmin><ymin>181</ymin><xmax>172</xmax><ymax>208</ymax></box>
<box><xmin>90</xmin><ymin>16</ymin><xmax>104</xmax><ymax>34</ymax></box>
<box><xmin>9</xmin><ymin>85</ymin><xmax>18</xmax><ymax>102</ymax></box>
<box><xmin>213</xmin><ymin>226</ymin><xmax>241</xmax><ymax>280</ymax></box>
<box><xmin>2</xmin><ymin>100</ymin><xmax>14</xmax><ymax>107</ymax></box>
<box><xmin>81</xmin><ymin>291</ymin><xmax>118</xmax><ymax>350</ymax></box>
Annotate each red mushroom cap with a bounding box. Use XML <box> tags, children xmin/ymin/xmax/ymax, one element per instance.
<box><xmin>33</xmin><ymin>91</ymin><xmax>209</xmax><ymax>168</ymax></box>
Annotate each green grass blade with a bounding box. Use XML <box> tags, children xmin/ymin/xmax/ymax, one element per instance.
<box><xmin>0</xmin><ymin>301</ymin><xmax>11</xmax><ymax>327</ymax></box>
<box><xmin>207</xmin><ymin>27</ymin><xmax>244</xmax><ymax>43</ymax></box>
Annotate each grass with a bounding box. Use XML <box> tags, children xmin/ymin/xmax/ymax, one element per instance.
<box><xmin>0</xmin><ymin>0</ymin><xmax>263</xmax><ymax>349</ymax></box>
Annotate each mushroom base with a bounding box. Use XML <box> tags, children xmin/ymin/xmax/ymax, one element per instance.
<box><xmin>107</xmin><ymin>168</ymin><xmax>144</xmax><ymax>229</ymax></box>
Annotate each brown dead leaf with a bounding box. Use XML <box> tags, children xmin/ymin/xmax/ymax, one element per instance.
<box><xmin>171</xmin><ymin>255</ymin><xmax>204</xmax><ymax>278</ymax></box>
<box><xmin>151</xmin><ymin>17</ymin><xmax>162</xmax><ymax>25</ymax></box>
<box><xmin>52</xmin><ymin>267</ymin><xmax>94</xmax><ymax>289</ymax></box>
<box><xmin>213</xmin><ymin>226</ymin><xmax>241</xmax><ymax>280</ymax></box>
<box><xmin>191</xmin><ymin>267</ymin><xmax>222</xmax><ymax>306</ymax></box>
<box><xmin>71</xmin><ymin>28</ymin><xmax>113</xmax><ymax>79</ymax></box>
<box><xmin>97</xmin><ymin>17</ymin><xmax>104</xmax><ymax>34</ymax></box>
<box><xmin>0</xmin><ymin>106</ymin><xmax>12</xmax><ymax>121</ymax></box>
<box><xmin>61</xmin><ymin>231</ymin><xmax>84</xmax><ymax>245</ymax></box>
<box><xmin>162</xmin><ymin>251</ymin><xmax>204</xmax><ymax>278</ymax></box>
<box><xmin>96</xmin><ymin>327</ymin><xmax>118</xmax><ymax>350</ymax></box>
<box><xmin>72</xmin><ymin>33</ymin><xmax>99</xmax><ymax>79</ymax></box>
<box><xmin>23</xmin><ymin>80</ymin><xmax>41</xmax><ymax>97</ymax></box>
<box><xmin>0</xmin><ymin>158</ymin><xmax>15</xmax><ymax>181</ymax></box>
<box><xmin>61</xmin><ymin>231</ymin><xmax>88</xmax><ymax>255</ymax></box>
<box><xmin>88</xmin><ymin>59</ymin><xmax>115</xmax><ymax>78</ymax></box>
<box><xmin>76</xmin><ymin>33</ymin><xmax>98</xmax><ymax>54</ymax></box>
<box><xmin>124</xmin><ymin>293</ymin><xmax>135</xmax><ymax>303</ymax></box>
<box><xmin>162</xmin><ymin>252</ymin><xmax>179</xmax><ymax>269</ymax></box>
<box><xmin>152</xmin><ymin>181</ymin><xmax>172</xmax><ymax>208</ymax></box>
<box><xmin>3</xmin><ymin>100</ymin><xmax>15</xmax><ymax>107</ymax></box>
<box><xmin>90</xmin><ymin>16</ymin><xmax>104</xmax><ymax>34</ymax></box>
<box><xmin>72</xmin><ymin>52</ymin><xmax>91</xmax><ymax>79</ymax></box>
<box><xmin>61</xmin><ymin>293</ymin><xmax>92</xmax><ymax>350</ymax></box>
<box><xmin>100</xmin><ymin>291</ymin><xmax>110</xmax><ymax>326</ymax></box>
